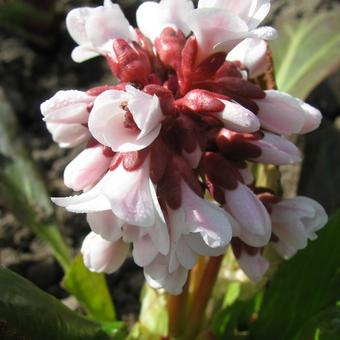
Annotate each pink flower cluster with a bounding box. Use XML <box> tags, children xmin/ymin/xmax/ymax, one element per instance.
<box><xmin>41</xmin><ymin>0</ymin><xmax>327</xmax><ymax>294</ymax></box>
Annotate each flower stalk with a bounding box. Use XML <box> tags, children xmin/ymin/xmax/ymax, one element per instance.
<box><xmin>184</xmin><ymin>255</ymin><xmax>224</xmax><ymax>339</ymax></box>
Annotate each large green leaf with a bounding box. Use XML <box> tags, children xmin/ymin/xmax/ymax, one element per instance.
<box><xmin>270</xmin><ymin>10</ymin><xmax>340</xmax><ymax>99</ymax></box>
<box><xmin>252</xmin><ymin>211</ymin><xmax>340</xmax><ymax>340</ymax></box>
<box><xmin>0</xmin><ymin>92</ymin><xmax>70</xmax><ymax>270</ymax></box>
<box><xmin>0</xmin><ymin>267</ymin><xmax>116</xmax><ymax>340</ymax></box>
<box><xmin>63</xmin><ymin>255</ymin><xmax>116</xmax><ymax>322</ymax></box>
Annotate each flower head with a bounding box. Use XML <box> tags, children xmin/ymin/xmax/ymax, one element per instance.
<box><xmin>42</xmin><ymin>0</ymin><xmax>327</xmax><ymax>294</ymax></box>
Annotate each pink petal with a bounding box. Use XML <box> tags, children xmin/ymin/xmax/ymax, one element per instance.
<box><xmin>144</xmin><ymin>255</ymin><xmax>188</xmax><ymax>295</ymax></box>
<box><xmin>81</xmin><ymin>232</ymin><xmax>129</xmax><ymax>273</ymax></box>
<box><xmin>136</xmin><ymin>0</ymin><xmax>194</xmax><ymax>42</ymax></box>
<box><xmin>227</xmin><ymin>38</ymin><xmax>268</xmax><ymax>78</ymax></box>
<box><xmin>41</xmin><ymin>90</ymin><xmax>93</xmax><ymax>124</ymax></box>
<box><xmin>237</xmin><ymin>251</ymin><xmax>269</xmax><ymax>282</ymax></box>
<box><xmin>46</xmin><ymin>123</ymin><xmax>90</xmax><ymax>148</ymax></box>
<box><xmin>297</xmin><ymin>100</ymin><xmax>322</xmax><ymax>134</ymax></box>
<box><xmin>183</xmin><ymin>182</ymin><xmax>233</xmax><ymax>248</ymax></box>
<box><xmin>64</xmin><ymin>145</ymin><xmax>111</xmax><ymax>191</ymax></box>
<box><xmin>218</xmin><ymin>100</ymin><xmax>260</xmax><ymax>132</ymax></box>
<box><xmin>185</xmin><ymin>233</ymin><xmax>226</xmax><ymax>256</ymax></box>
<box><xmin>133</xmin><ymin>235</ymin><xmax>159</xmax><ymax>267</ymax></box>
<box><xmin>250</xmin><ymin>132</ymin><xmax>301</xmax><ymax>165</ymax></box>
<box><xmin>187</xmin><ymin>8</ymin><xmax>248</xmax><ymax>63</ymax></box>
<box><xmin>126</xmin><ymin>85</ymin><xmax>164</xmax><ymax>139</ymax></box>
<box><xmin>52</xmin><ymin>183</ymin><xmax>111</xmax><ymax>213</ymax></box>
<box><xmin>224</xmin><ymin>183</ymin><xmax>271</xmax><ymax>247</ymax></box>
<box><xmin>66</xmin><ymin>7</ymin><xmax>92</xmax><ymax>45</ymax></box>
<box><xmin>87</xmin><ymin>211</ymin><xmax>123</xmax><ymax>241</ymax></box>
<box><xmin>85</xmin><ymin>5</ymin><xmax>131</xmax><ymax>47</ymax></box>
<box><xmin>255</xmin><ymin>90</ymin><xmax>306</xmax><ymax>135</ymax></box>
<box><xmin>100</xmin><ymin>163</ymin><xmax>158</xmax><ymax>227</ymax></box>
<box><xmin>71</xmin><ymin>45</ymin><xmax>100</xmax><ymax>63</ymax></box>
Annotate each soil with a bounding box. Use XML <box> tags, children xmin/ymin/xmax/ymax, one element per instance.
<box><xmin>0</xmin><ymin>0</ymin><xmax>339</xmax><ymax>321</ymax></box>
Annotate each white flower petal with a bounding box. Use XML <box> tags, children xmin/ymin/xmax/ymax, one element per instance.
<box><xmin>87</xmin><ymin>211</ymin><xmax>123</xmax><ymax>241</ymax></box>
<box><xmin>81</xmin><ymin>232</ymin><xmax>129</xmax><ymax>273</ymax></box>
<box><xmin>227</xmin><ymin>38</ymin><xmax>268</xmax><ymax>78</ymax></box>
<box><xmin>136</xmin><ymin>0</ymin><xmax>194</xmax><ymax>42</ymax></box>
<box><xmin>46</xmin><ymin>123</ymin><xmax>90</xmax><ymax>148</ymax></box>
<box><xmin>250</xmin><ymin>132</ymin><xmax>301</xmax><ymax>165</ymax></box>
<box><xmin>255</xmin><ymin>90</ymin><xmax>306</xmax><ymax>135</ymax></box>
<box><xmin>52</xmin><ymin>183</ymin><xmax>110</xmax><ymax>213</ymax></box>
<box><xmin>224</xmin><ymin>183</ymin><xmax>271</xmax><ymax>247</ymax></box>
<box><xmin>100</xmin><ymin>163</ymin><xmax>157</xmax><ymax>227</ymax></box>
<box><xmin>133</xmin><ymin>236</ymin><xmax>159</xmax><ymax>267</ymax></box>
<box><xmin>41</xmin><ymin>90</ymin><xmax>93</xmax><ymax>124</ymax></box>
<box><xmin>218</xmin><ymin>100</ymin><xmax>260</xmax><ymax>133</ymax></box>
<box><xmin>237</xmin><ymin>251</ymin><xmax>269</xmax><ymax>282</ymax></box>
<box><xmin>64</xmin><ymin>145</ymin><xmax>111</xmax><ymax>191</ymax></box>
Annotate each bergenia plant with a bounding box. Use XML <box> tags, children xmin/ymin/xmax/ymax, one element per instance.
<box><xmin>40</xmin><ymin>0</ymin><xmax>328</xmax><ymax>338</ymax></box>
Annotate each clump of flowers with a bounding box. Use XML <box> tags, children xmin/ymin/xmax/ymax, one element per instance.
<box><xmin>41</xmin><ymin>0</ymin><xmax>327</xmax><ymax>295</ymax></box>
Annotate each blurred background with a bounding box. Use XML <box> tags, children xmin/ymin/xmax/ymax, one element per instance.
<box><xmin>0</xmin><ymin>0</ymin><xmax>339</xmax><ymax>322</ymax></box>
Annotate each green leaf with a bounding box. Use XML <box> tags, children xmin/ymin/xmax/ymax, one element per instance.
<box><xmin>270</xmin><ymin>10</ymin><xmax>340</xmax><ymax>99</ymax></box>
<box><xmin>0</xmin><ymin>92</ymin><xmax>70</xmax><ymax>270</ymax></box>
<box><xmin>252</xmin><ymin>211</ymin><xmax>340</xmax><ymax>340</ymax></box>
<box><xmin>298</xmin><ymin>305</ymin><xmax>340</xmax><ymax>340</ymax></box>
<box><xmin>128</xmin><ymin>284</ymin><xmax>168</xmax><ymax>339</ymax></box>
<box><xmin>63</xmin><ymin>255</ymin><xmax>116</xmax><ymax>322</ymax></box>
<box><xmin>212</xmin><ymin>290</ymin><xmax>263</xmax><ymax>340</ymax></box>
<box><xmin>0</xmin><ymin>267</ymin><xmax>113</xmax><ymax>340</ymax></box>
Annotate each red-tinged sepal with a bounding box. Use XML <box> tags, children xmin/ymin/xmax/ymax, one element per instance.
<box><xmin>143</xmin><ymin>84</ymin><xmax>176</xmax><ymax>116</ymax></box>
<box><xmin>155</xmin><ymin>27</ymin><xmax>186</xmax><ymax>71</ymax></box>
<box><xmin>176</xmin><ymin>89</ymin><xmax>226</xmax><ymax>114</ymax></box>
<box><xmin>107</xmin><ymin>39</ymin><xmax>151</xmax><ymax>86</ymax></box>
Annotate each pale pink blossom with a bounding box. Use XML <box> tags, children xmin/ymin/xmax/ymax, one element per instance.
<box><xmin>226</xmin><ymin>38</ymin><xmax>269</xmax><ymax>78</ymax></box>
<box><xmin>250</xmin><ymin>131</ymin><xmax>301</xmax><ymax>165</ymax></box>
<box><xmin>237</xmin><ymin>250</ymin><xmax>269</xmax><ymax>282</ymax></box>
<box><xmin>89</xmin><ymin>86</ymin><xmax>164</xmax><ymax>152</ymax></box>
<box><xmin>87</xmin><ymin>211</ymin><xmax>123</xmax><ymax>242</ymax></box>
<box><xmin>167</xmin><ymin>181</ymin><xmax>233</xmax><ymax>272</ymax></box>
<box><xmin>198</xmin><ymin>0</ymin><xmax>272</xmax><ymax>30</ymax></box>
<box><xmin>53</xmin><ymin>160</ymin><xmax>157</xmax><ymax>226</ymax></box>
<box><xmin>136</xmin><ymin>0</ymin><xmax>194</xmax><ymax>42</ymax></box>
<box><xmin>64</xmin><ymin>144</ymin><xmax>112</xmax><ymax>191</ymax></box>
<box><xmin>271</xmin><ymin>196</ymin><xmax>327</xmax><ymax>258</ymax></box>
<box><xmin>224</xmin><ymin>183</ymin><xmax>271</xmax><ymax>247</ymax></box>
<box><xmin>66</xmin><ymin>0</ymin><xmax>136</xmax><ymax>62</ymax></box>
<box><xmin>40</xmin><ymin>90</ymin><xmax>94</xmax><ymax>147</ymax></box>
<box><xmin>81</xmin><ymin>232</ymin><xmax>129</xmax><ymax>273</ymax></box>
<box><xmin>255</xmin><ymin>90</ymin><xmax>322</xmax><ymax>135</ymax></box>
<box><xmin>144</xmin><ymin>254</ymin><xmax>189</xmax><ymax>295</ymax></box>
<box><xmin>217</xmin><ymin>100</ymin><xmax>260</xmax><ymax>133</ymax></box>
<box><xmin>187</xmin><ymin>0</ymin><xmax>276</xmax><ymax>63</ymax></box>
<box><xmin>45</xmin><ymin>122</ymin><xmax>90</xmax><ymax>148</ymax></box>
<box><xmin>41</xmin><ymin>90</ymin><xmax>94</xmax><ymax>124</ymax></box>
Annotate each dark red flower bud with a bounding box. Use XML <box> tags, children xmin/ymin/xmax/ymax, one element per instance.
<box><xmin>214</xmin><ymin>61</ymin><xmax>243</xmax><ymax>79</ymax></box>
<box><xmin>191</xmin><ymin>52</ymin><xmax>227</xmax><ymax>81</ymax></box>
<box><xmin>215</xmin><ymin>129</ymin><xmax>262</xmax><ymax>160</ymax></box>
<box><xmin>200</xmin><ymin>152</ymin><xmax>242</xmax><ymax>190</ymax></box>
<box><xmin>176</xmin><ymin>89</ymin><xmax>226</xmax><ymax>113</ymax></box>
<box><xmin>107</xmin><ymin>39</ymin><xmax>151</xmax><ymax>86</ymax></box>
<box><xmin>155</xmin><ymin>27</ymin><xmax>186</xmax><ymax>71</ymax></box>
